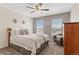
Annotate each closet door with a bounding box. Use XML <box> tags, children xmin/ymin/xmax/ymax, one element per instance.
<box><xmin>64</xmin><ymin>23</ymin><xmax>79</xmax><ymax>55</ymax></box>
<box><xmin>71</xmin><ymin>23</ymin><xmax>79</xmax><ymax>54</ymax></box>
<box><xmin>64</xmin><ymin>24</ymin><xmax>72</xmax><ymax>55</ymax></box>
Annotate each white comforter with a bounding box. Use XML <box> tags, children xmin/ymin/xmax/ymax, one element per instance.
<box><xmin>10</xmin><ymin>33</ymin><xmax>49</xmax><ymax>55</ymax></box>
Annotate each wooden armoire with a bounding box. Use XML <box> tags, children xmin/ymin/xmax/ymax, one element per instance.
<box><xmin>64</xmin><ymin>22</ymin><xmax>79</xmax><ymax>55</ymax></box>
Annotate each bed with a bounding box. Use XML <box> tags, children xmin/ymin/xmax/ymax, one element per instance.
<box><xmin>7</xmin><ymin>28</ymin><xmax>49</xmax><ymax>55</ymax></box>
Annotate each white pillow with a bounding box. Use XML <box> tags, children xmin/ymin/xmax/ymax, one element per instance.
<box><xmin>11</xmin><ymin>30</ymin><xmax>19</xmax><ymax>35</ymax></box>
<box><xmin>11</xmin><ymin>29</ymin><xmax>28</xmax><ymax>35</ymax></box>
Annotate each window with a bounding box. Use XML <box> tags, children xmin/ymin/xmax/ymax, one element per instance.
<box><xmin>51</xmin><ymin>18</ymin><xmax>63</xmax><ymax>35</ymax></box>
<box><xmin>36</xmin><ymin>20</ymin><xmax>44</xmax><ymax>34</ymax></box>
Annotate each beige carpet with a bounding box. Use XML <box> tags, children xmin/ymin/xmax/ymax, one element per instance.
<box><xmin>0</xmin><ymin>41</ymin><xmax>64</xmax><ymax>55</ymax></box>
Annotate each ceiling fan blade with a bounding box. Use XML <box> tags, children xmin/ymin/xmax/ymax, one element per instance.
<box><xmin>41</xmin><ymin>9</ymin><xmax>49</xmax><ymax>11</ymax></box>
<box><xmin>27</xmin><ymin>6</ymin><xmax>35</xmax><ymax>9</ymax></box>
<box><xmin>30</xmin><ymin>11</ymin><xmax>35</xmax><ymax>13</ymax></box>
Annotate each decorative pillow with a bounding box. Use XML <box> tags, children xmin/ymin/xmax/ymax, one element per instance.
<box><xmin>24</xmin><ymin>29</ymin><xmax>28</xmax><ymax>34</ymax></box>
<box><xmin>19</xmin><ymin>29</ymin><xmax>24</xmax><ymax>35</ymax></box>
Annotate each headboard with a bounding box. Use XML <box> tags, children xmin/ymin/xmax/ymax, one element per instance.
<box><xmin>7</xmin><ymin>28</ymin><xmax>12</xmax><ymax>46</ymax></box>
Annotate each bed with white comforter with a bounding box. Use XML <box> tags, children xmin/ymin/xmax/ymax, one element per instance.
<box><xmin>10</xmin><ymin>33</ymin><xmax>49</xmax><ymax>55</ymax></box>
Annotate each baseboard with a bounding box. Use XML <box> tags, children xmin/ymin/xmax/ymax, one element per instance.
<box><xmin>0</xmin><ymin>44</ymin><xmax>8</xmax><ymax>49</ymax></box>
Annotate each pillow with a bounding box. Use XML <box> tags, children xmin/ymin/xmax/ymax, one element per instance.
<box><xmin>19</xmin><ymin>29</ymin><xmax>28</xmax><ymax>35</ymax></box>
<box><xmin>24</xmin><ymin>29</ymin><xmax>28</xmax><ymax>34</ymax></box>
<box><xmin>19</xmin><ymin>29</ymin><xmax>24</xmax><ymax>35</ymax></box>
<box><xmin>11</xmin><ymin>29</ymin><xmax>28</xmax><ymax>35</ymax></box>
<box><xmin>11</xmin><ymin>30</ymin><xmax>19</xmax><ymax>35</ymax></box>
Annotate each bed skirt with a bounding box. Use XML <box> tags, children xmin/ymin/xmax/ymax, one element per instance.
<box><xmin>9</xmin><ymin>41</ymin><xmax>49</xmax><ymax>55</ymax></box>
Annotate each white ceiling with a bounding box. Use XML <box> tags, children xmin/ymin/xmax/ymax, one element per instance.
<box><xmin>0</xmin><ymin>3</ymin><xmax>74</xmax><ymax>18</ymax></box>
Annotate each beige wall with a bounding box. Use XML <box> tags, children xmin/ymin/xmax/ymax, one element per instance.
<box><xmin>70</xmin><ymin>4</ymin><xmax>79</xmax><ymax>22</ymax></box>
<box><xmin>33</xmin><ymin>12</ymin><xmax>70</xmax><ymax>40</ymax></box>
<box><xmin>0</xmin><ymin>7</ymin><xmax>33</xmax><ymax>48</ymax></box>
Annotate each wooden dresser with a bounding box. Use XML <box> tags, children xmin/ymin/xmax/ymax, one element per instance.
<box><xmin>64</xmin><ymin>22</ymin><xmax>79</xmax><ymax>55</ymax></box>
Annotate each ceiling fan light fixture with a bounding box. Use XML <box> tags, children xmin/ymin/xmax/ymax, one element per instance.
<box><xmin>27</xmin><ymin>3</ymin><xmax>49</xmax><ymax>13</ymax></box>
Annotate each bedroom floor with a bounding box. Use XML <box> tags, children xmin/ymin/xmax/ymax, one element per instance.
<box><xmin>0</xmin><ymin>41</ymin><xmax>64</xmax><ymax>55</ymax></box>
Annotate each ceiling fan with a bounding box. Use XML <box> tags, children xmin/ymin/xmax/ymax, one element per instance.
<box><xmin>27</xmin><ymin>3</ymin><xmax>49</xmax><ymax>13</ymax></box>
